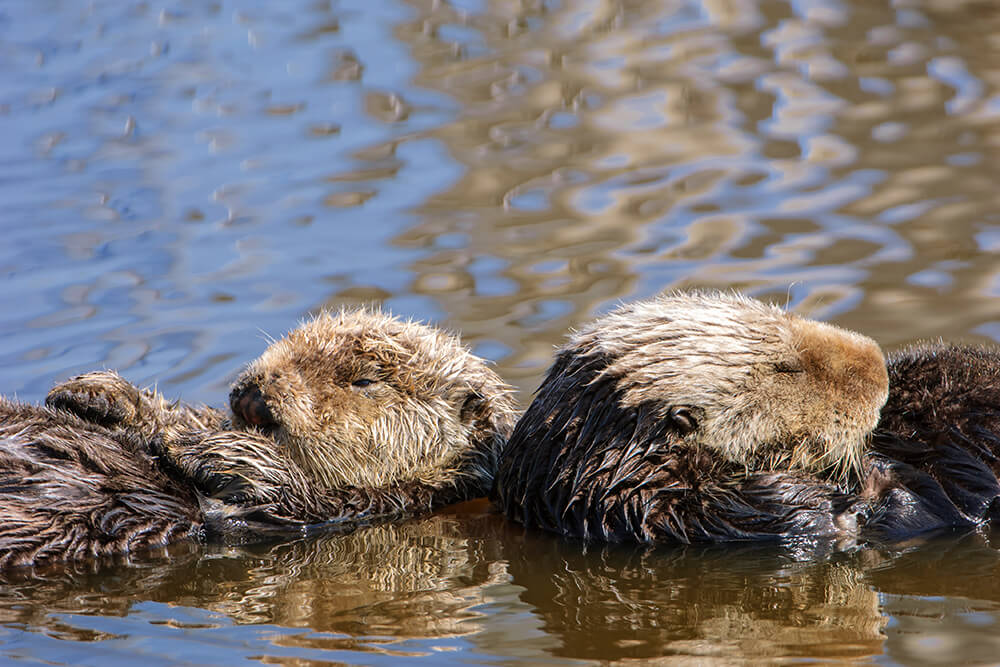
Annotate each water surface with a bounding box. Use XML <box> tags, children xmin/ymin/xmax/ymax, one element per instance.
<box><xmin>3</xmin><ymin>0</ymin><xmax>1000</xmax><ymax>663</ymax></box>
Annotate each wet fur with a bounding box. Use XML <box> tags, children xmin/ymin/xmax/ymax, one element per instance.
<box><xmin>0</xmin><ymin>399</ymin><xmax>202</xmax><ymax>568</ymax></box>
<box><xmin>493</xmin><ymin>347</ymin><xmax>862</xmax><ymax>542</ymax></box>
<box><xmin>226</xmin><ymin>310</ymin><xmax>514</xmax><ymax>492</ymax></box>
<box><xmin>1</xmin><ymin>309</ymin><xmax>517</xmax><ymax>567</ymax></box>
<box><xmin>496</xmin><ymin>289</ymin><xmax>1000</xmax><ymax>544</ymax></box>
<box><xmin>861</xmin><ymin>344</ymin><xmax>1000</xmax><ymax>540</ymax></box>
<box><xmin>550</xmin><ymin>292</ymin><xmax>888</xmax><ymax>480</ymax></box>
<box><xmin>494</xmin><ymin>292</ymin><xmax>885</xmax><ymax>543</ymax></box>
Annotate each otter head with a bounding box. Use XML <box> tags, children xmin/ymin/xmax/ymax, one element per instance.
<box><xmin>571</xmin><ymin>292</ymin><xmax>888</xmax><ymax>480</ymax></box>
<box><xmin>228</xmin><ymin>309</ymin><xmax>517</xmax><ymax>492</ymax></box>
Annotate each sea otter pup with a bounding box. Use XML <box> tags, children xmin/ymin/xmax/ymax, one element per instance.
<box><xmin>493</xmin><ymin>291</ymin><xmax>889</xmax><ymax>543</ymax></box>
<box><xmin>0</xmin><ymin>309</ymin><xmax>517</xmax><ymax>567</ymax></box>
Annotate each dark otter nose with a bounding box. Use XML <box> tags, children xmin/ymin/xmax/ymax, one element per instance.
<box><xmin>230</xmin><ymin>384</ymin><xmax>277</xmax><ymax>430</ymax></box>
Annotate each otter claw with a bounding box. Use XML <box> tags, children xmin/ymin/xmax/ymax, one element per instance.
<box><xmin>46</xmin><ymin>371</ymin><xmax>141</xmax><ymax>427</ymax></box>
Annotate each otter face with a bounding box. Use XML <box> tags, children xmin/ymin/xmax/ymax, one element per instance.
<box><xmin>571</xmin><ymin>292</ymin><xmax>888</xmax><ymax>480</ymax></box>
<box><xmin>228</xmin><ymin>310</ymin><xmax>517</xmax><ymax>491</ymax></box>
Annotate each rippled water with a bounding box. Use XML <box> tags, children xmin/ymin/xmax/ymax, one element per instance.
<box><xmin>3</xmin><ymin>0</ymin><xmax>1000</xmax><ymax>663</ymax></box>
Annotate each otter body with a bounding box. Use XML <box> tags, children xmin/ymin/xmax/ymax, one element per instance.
<box><xmin>493</xmin><ymin>292</ymin><xmax>888</xmax><ymax>543</ymax></box>
<box><xmin>0</xmin><ymin>309</ymin><xmax>516</xmax><ymax>567</ymax></box>
<box><xmin>0</xmin><ymin>399</ymin><xmax>202</xmax><ymax>568</ymax></box>
<box><xmin>863</xmin><ymin>344</ymin><xmax>1000</xmax><ymax>540</ymax></box>
<box><xmin>495</xmin><ymin>291</ymin><xmax>1000</xmax><ymax>545</ymax></box>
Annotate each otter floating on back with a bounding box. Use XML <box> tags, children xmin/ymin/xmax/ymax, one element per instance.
<box><xmin>493</xmin><ymin>291</ymin><xmax>889</xmax><ymax>543</ymax></box>
<box><xmin>0</xmin><ymin>309</ymin><xmax>517</xmax><ymax>568</ymax></box>
<box><xmin>495</xmin><ymin>291</ymin><xmax>1000</xmax><ymax>544</ymax></box>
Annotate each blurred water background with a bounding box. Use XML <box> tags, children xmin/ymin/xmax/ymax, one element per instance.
<box><xmin>3</xmin><ymin>0</ymin><xmax>1000</xmax><ymax>663</ymax></box>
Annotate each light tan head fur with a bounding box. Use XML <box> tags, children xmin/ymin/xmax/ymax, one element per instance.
<box><xmin>228</xmin><ymin>309</ymin><xmax>517</xmax><ymax>491</ymax></box>
<box><xmin>569</xmin><ymin>292</ymin><xmax>888</xmax><ymax>480</ymax></box>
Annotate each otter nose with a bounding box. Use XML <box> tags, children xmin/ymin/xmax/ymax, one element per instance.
<box><xmin>230</xmin><ymin>384</ymin><xmax>277</xmax><ymax>430</ymax></box>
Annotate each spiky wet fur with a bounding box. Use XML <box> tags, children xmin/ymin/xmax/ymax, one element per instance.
<box><xmin>493</xmin><ymin>291</ymin><xmax>888</xmax><ymax>543</ymax></box>
<box><xmin>0</xmin><ymin>399</ymin><xmax>202</xmax><ymax>568</ymax></box>
<box><xmin>550</xmin><ymin>292</ymin><xmax>885</xmax><ymax>480</ymax></box>
<box><xmin>1</xmin><ymin>309</ymin><xmax>516</xmax><ymax>567</ymax></box>
<box><xmin>861</xmin><ymin>343</ymin><xmax>1000</xmax><ymax>540</ymax></box>
<box><xmin>228</xmin><ymin>309</ymin><xmax>515</xmax><ymax>492</ymax></box>
<box><xmin>495</xmin><ymin>288</ymin><xmax>1000</xmax><ymax>544</ymax></box>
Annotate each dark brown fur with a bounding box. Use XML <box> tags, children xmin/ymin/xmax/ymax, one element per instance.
<box><xmin>492</xmin><ymin>344</ymin><xmax>863</xmax><ymax>543</ymax></box>
<box><xmin>495</xmin><ymin>292</ymin><xmax>1000</xmax><ymax>544</ymax></box>
<box><xmin>861</xmin><ymin>344</ymin><xmax>1000</xmax><ymax>540</ymax></box>
<box><xmin>0</xmin><ymin>310</ymin><xmax>516</xmax><ymax>567</ymax></box>
<box><xmin>492</xmin><ymin>292</ymin><xmax>887</xmax><ymax>543</ymax></box>
<box><xmin>0</xmin><ymin>399</ymin><xmax>202</xmax><ymax>568</ymax></box>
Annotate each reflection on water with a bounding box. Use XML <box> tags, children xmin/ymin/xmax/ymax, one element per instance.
<box><xmin>505</xmin><ymin>530</ymin><xmax>886</xmax><ymax>662</ymax></box>
<box><xmin>5</xmin><ymin>509</ymin><xmax>1000</xmax><ymax>665</ymax></box>
<box><xmin>0</xmin><ymin>511</ymin><xmax>551</xmax><ymax>664</ymax></box>
<box><xmin>4</xmin><ymin>0</ymin><xmax>1000</xmax><ymax>662</ymax></box>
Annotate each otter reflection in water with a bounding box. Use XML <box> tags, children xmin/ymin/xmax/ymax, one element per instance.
<box><xmin>494</xmin><ymin>291</ymin><xmax>1000</xmax><ymax>543</ymax></box>
<box><xmin>0</xmin><ymin>510</ymin><xmax>519</xmax><ymax>655</ymax></box>
<box><xmin>503</xmin><ymin>533</ymin><xmax>886</xmax><ymax>662</ymax></box>
<box><xmin>0</xmin><ymin>309</ymin><xmax>517</xmax><ymax>567</ymax></box>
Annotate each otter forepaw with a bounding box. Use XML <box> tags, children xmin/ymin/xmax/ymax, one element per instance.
<box><xmin>190</xmin><ymin>463</ymin><xmax>283</xmax><ymax>508</ymax></box>
<box><xmin>152</xmin><ymin>431</ymin><xmax>286</xmax><ymax>506</ymax></box>
<box><xmin>180</xmin><ymin>456</ymin><xmax>267</xmax><ymax>505</ymax></box>
<box><xmin>46</xmin><ymin>371</ymin><xmax>143</xmax><ymax>428</ymax></box>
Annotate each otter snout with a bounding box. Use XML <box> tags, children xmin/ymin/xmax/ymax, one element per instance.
<box><xmin>230</xmin><ymin>383</ymin><xmax>277</xmax><ymax>431</ymax></box>
<box><xmin>791</xmin><ymin>318</ymin><xmax>889</xmax><ymax>428</ymax></box>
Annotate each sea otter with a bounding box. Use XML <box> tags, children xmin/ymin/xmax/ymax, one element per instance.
<box><xmin>495</xmin><ymin>292</ymin><xmax>1000</xmax><ymax>544</ymax></box>
<box><xmin>493</xmin><ymin>291</ymin><xmax>889</xmax><ymax>543</ymax></box>
<box><xmin>0</xmin><ymin>309</ymin><xmax>517</xmax><ymax>567</ymax></box>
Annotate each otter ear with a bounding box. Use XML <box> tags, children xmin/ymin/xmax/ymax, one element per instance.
<box><xmin>459</xmin><ymin>390</ymin><xmax>488</xmax><ymax>425</ymax></box>
<box><xmin>667</xmin><ymin>405</ymin><xmax>701</xmax><ymax>435</ymax></box>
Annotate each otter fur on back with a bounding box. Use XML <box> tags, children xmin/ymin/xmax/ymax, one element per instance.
<box><xmin>0</xmin><ymin>309</ymin><xmax>517</xmax><ymax>568</ymax></box>
<box><xmin>493</xmin><ymin>292</ymin><xmax>887</xmax><ymax>543</ymax></box>
<box><xmin>862</xmin><ymin>344</ymin><xmax>1000</xmax><ymax>540</ymax></box>
<box><xmin>0</xmin><ymin>400</ymin><xmax>201</xmax><ymax>567</ymax></box>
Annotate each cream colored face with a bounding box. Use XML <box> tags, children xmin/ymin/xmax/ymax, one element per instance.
<box><xmin>228</xmin><ymin>310</ymin><xmax>515</xmax><ymax>490</ymax></box>
<box><xmin>572</xmin><ymin>292</ymin><xmax>889</xmax><ymax>479</ymax></box>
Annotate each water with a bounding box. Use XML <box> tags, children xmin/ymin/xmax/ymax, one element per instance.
<box><xmin>2</xmin><ymin>0</ymin><xmax>1000</xmax><ymax>662</ymax></box>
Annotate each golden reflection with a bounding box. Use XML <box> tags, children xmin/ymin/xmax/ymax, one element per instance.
<box><xmin>502</xmin><ymin>532</ymin><xmax>886</xmax><ymax>662</ymax></box>
<box><xmin>0</xmin><ymin>511</ymin><xmax>517</xmax><ymax>656</ymax></box>
<box><xmin>4</xmin><ymin>518</ymin><xmax>1000</xmax><ymax>663</ymax></box>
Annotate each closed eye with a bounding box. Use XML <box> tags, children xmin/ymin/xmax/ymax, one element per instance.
<box><xmin>773</xmin><ymin>362</ymin><xmax>804</xmax><ymax>374</ymax></box>
<box><xmin>352</xmin><ymin>378</ymin><xmax>376</xmax><ymax>387</ymax></box>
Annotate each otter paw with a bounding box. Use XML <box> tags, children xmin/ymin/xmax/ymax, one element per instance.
<box><xmin>46</xmin><ymin>371</ymin><xmax>142</xmax><ymax>428</ymax></box>
<box><xmin>186</xmin><ymin>462</ymin><xmax>279</xmax><ymax>507</ymax></box>
<box><xmin>151</xmin><ymin>431</ymin><xmax>284</xmax><ymax>506</ymax></box>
